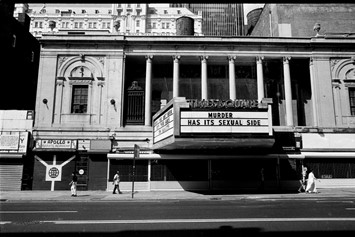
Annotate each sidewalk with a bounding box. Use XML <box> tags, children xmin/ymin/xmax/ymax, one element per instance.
<box><xmin>1</xmin><ymin>188</ymin><xmax>354</xmax><ymax>202</ymax></box>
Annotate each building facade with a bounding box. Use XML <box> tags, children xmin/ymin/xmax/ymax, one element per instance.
<box><xmin>250</xmin><ymin>4</ymin><xmax>355</xmax><ymax>37</ymax></box>
<box><xmin>0</xmin><ymin>2</ymin><xmax>39</xmax><ymax>191</ymax></box>
<box><xmin>171</xmin><ymin>3</ymin><xmax>244</xmax><ymax>36</ymax></box>
<box><xmin>31</xmin><ymin>33</ymin><xmax>355</xmax><ymax>192</ymax></box>
<box><xmin>26</xmin><ymin>4</ymin><xmax>202</xmax><ymax>37</ymax></box>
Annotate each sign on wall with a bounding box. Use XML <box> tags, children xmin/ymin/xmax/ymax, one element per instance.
<box><xmin>35</xmin><ymin>139</ymin><xmax>77</xmax><ymax>149</ymax></box>
<box><xmin>153</xmin><ymin>107</ymin><xmax>174</xmax><ymax>143</ymax></box>
<box><xmin>0</xmin><ymin>132</ymin><xmax>28</xmax><ymax>154</ymax></box>
<box><xmin>180</xmin><ymin>111</ymin><xmax>270</xmax><ymax>134</ymax></box>
<box><xmin>45</xmin><ymin>165</ymin><xmax>62</xmax><ymax>181</ymax></box>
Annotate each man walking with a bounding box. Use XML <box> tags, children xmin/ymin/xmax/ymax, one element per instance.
<box><xmin>112</xmin><ymin>170</ymin><xmax>122</xmax><ymax>194</ymax></box>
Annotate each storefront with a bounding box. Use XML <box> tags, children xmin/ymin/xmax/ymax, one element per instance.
<box><xmin>0</xmin><ymin>131</ymin><xmax>30</xmax><ymax>191</ymax></box>
<box><xmin>32</xmin><ymin>139</ymin><xmax>110</xmax><ymax>191</ymax></box>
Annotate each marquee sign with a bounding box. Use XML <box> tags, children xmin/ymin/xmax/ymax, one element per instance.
<box><xmin>153</xmin><ymin>107</ymin><xmax>174</xmax><ymax>143</ymax></box>
<box><xmin>152</xmin><ymin>97</ymin><xmax>274</xmax><ymax>150</ymax></box>
<box><xmin>180</xmin><ymin>111</ymin><xmax>270</xmax><ymax>134</ymax></box>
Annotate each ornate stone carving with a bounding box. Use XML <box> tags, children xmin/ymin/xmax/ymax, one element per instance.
<box><xmin>58</xmin><ymin>56</ymin><xmax>68</xmax><ymax>69</ymax></box>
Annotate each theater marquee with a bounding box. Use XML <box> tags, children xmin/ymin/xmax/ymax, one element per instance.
<box><xmin>152</xmin><ymin>97</ymin><xmax>274</xmax><ymax>150</ymax></box>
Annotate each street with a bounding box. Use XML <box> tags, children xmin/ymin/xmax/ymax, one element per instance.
<box><xmin>1</xmin><ymin>195</ymin><xmax>355</xmax><ymax>236</ymax></box>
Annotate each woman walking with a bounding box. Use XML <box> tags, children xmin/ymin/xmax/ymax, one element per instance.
<box><xmin>305</xmin><ymin>169</ymin><xmax>318</xmax><ymax>193</ymax></box>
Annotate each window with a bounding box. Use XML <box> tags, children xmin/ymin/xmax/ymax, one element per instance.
<box><xmin>107</xmin><ymin>22</ymin><xmax>110</xmax><ymax>28</ymax></box>
<box><xmin>102</xmin><ymin>22</ymin><xmax>106</xmax><ymax>29</ymax></box>
<box><xmin>93</xmin><ymin>22</ymin><xmax>97</xmax><ymax>28</ymax></box>
<box><xmin>79</xmin><ymin>22</ymin><xmax>83</xmax><ymax>28</ymax></box>
<box><xmin>166</xmin><ymin>23</ymin><xmax>170</xmax><ymax>29</ymax></box>
<box><xmin>350</xmin><ymin>88</ymin><xmax>355</xmax><ymax>115</ymax></box>
<box><xmin>164</xmin><ymin>10</ymin><xmax>168</xmax><ymax>14</ymax></box>
<box><xmin>74</xmin><ymin>22</ymin><xmax>78</xmax><ymax>28</ymax></box>
<box><xmin>177</xmin><ymin>10</ymin><xmax>181</xmax><ymax>14</ymax></box>
<box><xmin>137</xmin><ymin>11</ymin><xmax>140</xmax><ymax>16</ymax></box>
<box><xmin>108</xmin><ymin>10</ymin><xmax>112</xmax><ymax>14</ymax></box>
<box><xmin>95</xmin><ymin>10</ymin><xmax>99</xmax><ymax>14</ymax></box>
<box><xmin>136</xmin><ymin>20</ymin><xmax>140</xmax><ymax>27</ymax></box>
<box><xmin>39</xmin><ymin>22</ymin><xmax>43</xmax><ymax>28</ymax></box>
<box><xmin>55</xmin><ymin>9</ymin><xmax>60</xmax><ymax>14</ymax></box>
<box><xmin>71</xmin><ymin>85</ymin><xmax>88</xmax><ymax>113</ymax></box>
<box><xmin>152</xmin><ymin>22</ymin><xmax>156</xmax><ymax>29</ymax></box>
<box><xmin>88</xmin><ymin>22</ymin><xmax>92</xmax><ymax>28</ymax></box>
<box><xmin>162</xmin><ymin>23</ymin><xmax>165</xmax><ymax>29</ymax></box>
<box><xmin>82</xmin><ymin>10</ymin><xmax>86</xmax><ymax>14</ymax></box>
<box><xmin>35</xmin><ymin>22</ymin><xmax>38</xmax><ymax>28</ymax></box>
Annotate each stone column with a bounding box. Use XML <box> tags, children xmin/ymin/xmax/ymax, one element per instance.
<box><xmin>145</xmin><ymin>55</ymin><xmax>153</xmax><ymax>126</ymax></box>
<box><xmin>228</xmin><ymin>56</ymin><xmax>237</xmax><ymax>100</ymax></box>
<box><xmin>309</xmin><ymin>58</ymin><xmax>318</xmax><ymax>126</ymax></box>
<box><xmin>54</xmin><ymin>78</ymin><xmax>65</xmax><ymax>124</ymax></box>
<box><xmin>256</xmin><ymin>56</ymin><xmax>265</xmax><ymax>102</ymax></box>
<box><xmin>173</xmin><ymin>55</ymin><xmax>180</xmax><ymax>98</ymax></box>
<box><xmin>283</xmin><ymin>56</ymin><xmax>293</xmax><ymax>126</ymax></box>
<box><xmin>201</xmin><ymin>56</ymin><xmax>208</xmax><ymax>100</ymax></box>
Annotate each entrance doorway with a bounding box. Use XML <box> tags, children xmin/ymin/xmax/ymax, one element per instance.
<box><xmin>76</xmin><ymin>155</ymin><xmax>89</xmax><ymax>191</ymax></box>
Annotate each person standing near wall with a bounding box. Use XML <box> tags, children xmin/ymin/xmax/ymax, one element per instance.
<box><xmin>112</xmin><ymin>170</ymin><xmax>122</xmax><ymax>194</ymax></box>
<box><xmin>69</xmin><ymin>172</ymin><xmax>78</xmax><ymax>197</ymax></box>
<box><xmin>298</xmin><ymin>166</ymin><xmax>308</xmax><ymax>192</ymax></box>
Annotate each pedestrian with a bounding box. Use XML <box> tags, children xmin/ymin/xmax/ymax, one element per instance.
<box><xmin>298</xmin><ymin>166</ymin><xmax>308</xmax><ymax>193</ymax></box>
<box><xmin>305</xmin><ymin>169</ymin><xmax>318</xmax><ymax>193</ymax></box>
<box><xmin>69</xmin><ymin>172</ymin><xmax>78</xmax><ymax>197</ymax></box>
<box><xmin>112</xmin><ymin>170</ymin><xmax>122</xmax><ymax>194</ymax></box>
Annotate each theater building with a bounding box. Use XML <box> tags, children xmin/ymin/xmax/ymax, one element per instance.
<box><xmin>32</xmin><ymin>34</ymin><xmax>355</xmax><ymax>191</ymax></box>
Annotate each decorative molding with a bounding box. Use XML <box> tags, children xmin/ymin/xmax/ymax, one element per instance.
<box><xmin>256</xmin><ymin>56</ymin><xmax>264</xmax><ymax>63</ymax></box>
<box><xmin>96</xmin><ymin>56</ymin><xmax>105</xmax><ymax>66</ymax></box>
<box><xmin>172</xmin><ymin>55</ymin><xmax>180</xmax><ymax>61</ymax></box>
<box><xmin>228</xmin><ymin>56</ymin><xmax>237</xmax><ymax>62</ymax></box>
<box><xmin>282</xmin><ymin>56</ymin><xmax>291</xmax><ymax>63</ymax></box>
<box><xmin>330</xmin><ymin>59</ymin><xmax>341</xmax><ymax>72</ymax></box>
<box><xmin>58</xmin><ymin>56</ymin><xmax>68</xmax><ymax>69</ymax></box>
<box><xmin>145</xmin><ymin>55</ymin><xmax>153</xmax><ymax>60</ymax></box>
<box><xmin>200</xmin><ymin>55</ymin><xmax>208</xmax><ymax>61</ymax></box>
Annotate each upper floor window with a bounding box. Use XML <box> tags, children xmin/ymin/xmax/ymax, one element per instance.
<box><xmin>82</xmin><ymin>10</ymin><xmax>86</xmax><ymax>14</ymax></box>
<box><xmin>164</xmin><ymin>10</ymin><xmax>168</xmax><ymax>14</ymax></box>
<box><xmin>71</xmin><ymin>85</ymin><xmax>88</xmax><ymax>113</ymax></box>
<box><xmin>177</xmin><ymin>10</ymin><xmax>181</xmax><ymax>14</ymax></box>
<box><xmin>137</xmin><ymin>4</ymin><xmax>140</xmax><ymax>7</ymax></box>
<box><xmin>152</xmin><ymin>22</ymin><xmax>156</xmax><ymax>29</ymax></box>
<box><xmin>349</xmin><ymin>88</ymin><xmax>355</xmax><ymax>115</ymax></box>
<box><xmin>136</xmin><ymin>20</ymin><xmax>140</xmax><ymax>27</ymax></box>
<box><xmin>95</xmin><ymin>10</ymin><xmax>99</xmax><ymax>14</ymax></box>
<box><xmin>55</xmin><ymin>9</ymin><xmax>60</xmax><ymax>14</ymax></box>
<box><xmin>108</xmin><ymin>10</ymin><xmax>112</xmax><ymax>14</ymax></box>
<box><xmin>166</xmin><ymin>23</ymin><xmax>170</xmax><ymax>29</ymax></box>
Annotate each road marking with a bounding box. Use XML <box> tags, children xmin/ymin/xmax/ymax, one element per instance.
<box><xmin>41</xmin><ymin>218</ymin><xmax>355</xmax><ymax>225</ymax></box>
<box><xmin>346</xmin><ymin>208</ymin><xmax>355</xmax><ymax>210</ymax></box>
<box><xmin>0</xmin><ymin>221</ymin><xmax>11</xmax><ymax>225</ymax></box>
<box><xmin>0</xmin><ymin>211</ymin><xmax>77</xmax><ymax>214</ymax></box>
<box><xmin>317</xmin><ymin>201</ymin><xmax>354</xmax><ymax>203</ymax></box>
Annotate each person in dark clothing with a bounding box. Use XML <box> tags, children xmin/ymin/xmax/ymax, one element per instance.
<box><xmin>69</xmin><ymin>172</ymin><xmax>78</xmax><ymax>197</ymax></box>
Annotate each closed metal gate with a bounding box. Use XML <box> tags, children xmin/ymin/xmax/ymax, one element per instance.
<box><xmin>0</xmin><ymin>164</ymin><xmax>23</xmax><ymax>191</ymax></box>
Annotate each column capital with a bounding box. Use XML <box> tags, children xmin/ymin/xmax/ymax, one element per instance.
<box><xmin>228</xmin><ymin>56</ymin><xmax>237</xmax><ymax>62</ymax></box>
<box><xmin>173</xmin><ymin>55</ymin><xmax>181</xmax><ymax>61</ymax></box>
<box><xmin>200</xmin><ymin>55</ymin><xmax>208</xmax><ymax>61</ymax></box>
<box><xmin>256</xmin><ymin>56</ymin><xmax>264</xmax><ymax>62</ymax></box>
<box><xmin>283</xmin><ymin>56</ymin><xmax>291</xmax><ymax>63</ymax></box>
<box><xmin>145</xmin><ymin>55</ymin><xmax>153</xmax><ymax>60</ymax></box>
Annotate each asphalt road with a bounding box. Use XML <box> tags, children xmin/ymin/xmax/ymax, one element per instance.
<box><xmin>1</xmin><ymin>196</ymin><xmax>355</xmax><ymax>236</ymax></box>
